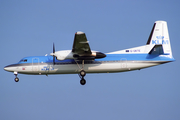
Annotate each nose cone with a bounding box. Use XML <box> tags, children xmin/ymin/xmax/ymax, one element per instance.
<box><xmin>4</xmin><ymin>66</ymin><xmax>8</xmax><ymax>71</ymax></box>
<box><xmin>4</xmin><ymin>65</ymin><xmax>12</xmax><ymax>72</ymax></box>
<box><xmin>4</xmin><ymin>64</ymin><xmax>18</xmax><ymax>72</ymax></box>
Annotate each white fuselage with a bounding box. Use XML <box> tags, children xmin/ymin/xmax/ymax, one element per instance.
<box><xmin>4</xmin><ymin>56</ymin><xmax>167</xmax><ymax>75</ymax></box>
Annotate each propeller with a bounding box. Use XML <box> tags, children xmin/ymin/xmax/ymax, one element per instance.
<box><xmin>53</xmin><ymin>43</ymin><xmax>55</xmax><ymax>65</ymax></box>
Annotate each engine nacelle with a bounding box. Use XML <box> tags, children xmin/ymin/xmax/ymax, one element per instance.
<box><xmin>50</xmin><ymin>50</ymin><xmax>106</xmax><ymax>60</ymax></box>
<box><xmin>91</xmin><ymin>51</ymin><xmax>106</xmax><ymax>59</ymax></box>
<box><xmin>73</xmin><ymin>51</ymin><xmax>106</xmax><ymax>60</ymax></box>
<box><xmin>50</xmin><ymin>50</ymin><xmax>74</xmax><ymax>60</ymax></box>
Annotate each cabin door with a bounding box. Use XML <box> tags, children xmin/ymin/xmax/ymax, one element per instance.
<box><xmin>120</xmin><ymin>58</ymin><xmax>127</xmax><ymax>68</ymax></box>
<box><xmin>32</xmin><ymin>58</ymin><xmax>39</xmax><ymax>71</ymax></box>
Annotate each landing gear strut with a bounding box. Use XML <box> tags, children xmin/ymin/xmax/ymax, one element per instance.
<box><xmin>14</xmin><ymin>72</ymin><xmax>19</xmax><ymax>82</ymax></box>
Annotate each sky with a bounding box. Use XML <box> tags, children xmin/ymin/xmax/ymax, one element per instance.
<box><xmin>0</xmin><ymin>0</ymin><xmax>180</xmax><ymax>120</ymax></box>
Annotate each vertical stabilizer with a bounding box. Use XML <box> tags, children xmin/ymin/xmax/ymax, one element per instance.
<box><xmin>146</xmin><ymin>21</ymin><xmax>173</xmax><ymax>57</ymax></box>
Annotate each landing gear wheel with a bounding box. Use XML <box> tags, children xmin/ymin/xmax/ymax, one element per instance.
<box><xmin>14</xmin><ymin>77</ymin><xmax>19</xmax><ymax>82</ymax></box>
<box><xmin>80</xmin><ymin>70</ymin><xmax>86</xmax><ymax>77</ymax></box>
<box><xmin>80</xmin><ymin>78</ymin><xmax>86</xmax><ymax>85</ymax></box>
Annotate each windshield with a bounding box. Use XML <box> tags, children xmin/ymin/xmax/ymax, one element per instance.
<box><xmin>19</xmin><ymin>59</ymin><xmax>27</xmax><ymax>63</ymax></box>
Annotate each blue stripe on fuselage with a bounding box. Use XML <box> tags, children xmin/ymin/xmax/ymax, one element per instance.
<box><xmin>17</xmin><ymin>54</ymin><xmax>175</xmax><ymax>64</ymax></box>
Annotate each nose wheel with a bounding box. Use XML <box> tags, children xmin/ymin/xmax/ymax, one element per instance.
<box><xmin>14</xmin><ymin>77</ymin><xmax>19</xmax><ymax>82</ymax></box>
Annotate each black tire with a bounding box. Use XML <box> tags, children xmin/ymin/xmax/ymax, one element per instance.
<box><xmin>14</xmin><ymin>77</ymin><xmax>19</xmax><ymax>82</ymax></box>
<box><xmin>80</xmin><ymin>78</ymin><xmax>86</xmax><ymax>85</ymax></box>
<box><xmin>80</xmin><ymin>70</ymin><xmax>86</xmax><ymax>77</ymax></box>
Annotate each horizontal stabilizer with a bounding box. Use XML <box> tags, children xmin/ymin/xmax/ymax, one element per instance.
<box><xmin>148</xmin><ymin>45</ymin><xmax>169</xmax><ymax>55</ymax></box>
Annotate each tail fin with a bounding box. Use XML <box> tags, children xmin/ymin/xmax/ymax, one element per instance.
<box><xmin>146</xmin><ymin>21</ymin><xmax>173</xmax><ymax>57</ymax></box>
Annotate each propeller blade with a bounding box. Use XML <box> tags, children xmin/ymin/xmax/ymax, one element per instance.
<box><xmin>53</xmin><ymin>43</ymin><xmax>55</xmax><ymax>53</ymax></box>
<box><xmin>53</xmin><ymin>43</ymin><xmax>55</xmax><ymax>65</ymax></box>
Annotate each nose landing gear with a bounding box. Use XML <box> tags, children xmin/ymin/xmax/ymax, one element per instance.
<box><xmin>14</xmin><ymin>72</ymin><xmax>19</xmax><ymax>82</ymax></box>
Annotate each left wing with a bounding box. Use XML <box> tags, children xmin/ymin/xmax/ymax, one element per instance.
<box><xmin>50</xmin><ymin>31</ymin><xmax>106</xmax><ymax>61</ymax></box>
<box><xmin>72</xmin><ymin>31</ymin><xmax>92</xmax><ymax>55</ymax></box>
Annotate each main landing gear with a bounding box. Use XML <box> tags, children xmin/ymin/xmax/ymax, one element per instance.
<box><xmin>14</xmin><ymin>72</ymin><xmax>19</xmax><ymax>82</ymax></box>
<box><xmin>75</xmin><ymin>60</ymin><xmax>87</xmax><ymax>85</ymax></box>
<box><xmin>79</xmin><ymin>70</ymin><xmax>86</xmax><ymax>85</ymax></box>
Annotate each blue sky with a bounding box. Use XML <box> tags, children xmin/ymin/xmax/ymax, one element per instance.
<box><xmin>0</xmin><ymin>0</ymin><xmax>180</xmax><ymax>120</ymax></box>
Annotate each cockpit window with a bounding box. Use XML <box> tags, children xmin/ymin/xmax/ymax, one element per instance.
<box><xmin>20</xmin><ymin>59</ymin><xmax>27</xmax><ymax>62</ymax></box>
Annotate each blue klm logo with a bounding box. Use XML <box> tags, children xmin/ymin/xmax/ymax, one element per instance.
<box><xmin>41</xmin><ymin>66</ymin><xmax>54</xmax><ymax>71</ymax></box>
<box><xmin>152</xmin><ymin>36</ymin><xmax>169</xmax><ymax>44</ymax></box>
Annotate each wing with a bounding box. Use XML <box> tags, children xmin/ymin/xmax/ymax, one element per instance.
<box><xmin>72</xmin><ymin>31</ymin><xmax>92</xmax><ymax>55</ymax></box>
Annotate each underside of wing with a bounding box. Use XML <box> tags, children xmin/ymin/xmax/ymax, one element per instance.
<box><xmin>72</xmin><ymin>31</ymin><xmax>92</xmax><ymax>55</ymax></box>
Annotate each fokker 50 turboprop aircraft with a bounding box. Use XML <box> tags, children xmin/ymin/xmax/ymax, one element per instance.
<box><xmin>4</xmin><ymin>21</ymin><xmax>175</xmax><ymax>85</ymax></box>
